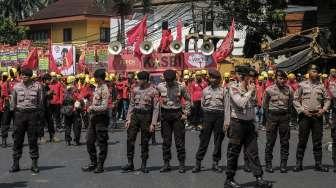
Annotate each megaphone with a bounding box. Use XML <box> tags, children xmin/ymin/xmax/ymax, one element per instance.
<box><xmin>108</xmin><ymin>41</ymin><xmax>122</xmax><ymax>55</ymax></box>
<box><xmin>140</xmin><ymin>40</ymin><xmax>154</xmax><ymax>55</ymax></box>
<box><xmin>200</xmin><ymin>41</ymin><xmax>215</xmax><ymax>56</ymax></box>
<box><xmin>169</xmin><ymin>40</ymin><xmax>184</xmax><ymax>54</ymax></box>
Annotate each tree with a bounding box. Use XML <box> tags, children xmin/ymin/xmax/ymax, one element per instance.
<box><xmin>0</xmin><ymin>18</ymin><xmax>27</xmax><ymax>45</ymax></box>
<box><xmin>96</xmin><ymin>0</ymin><xmax>151</xmax><ymax>46</ymax></box>
<box><xmin>0</xmin><ymin>0</ymin><xmax>46</xmax><ymax>21</ymax></box>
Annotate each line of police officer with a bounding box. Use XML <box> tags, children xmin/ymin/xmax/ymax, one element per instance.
<box><xmin>5</xmin><ymin>65</ymin><xmax>336</xmax><ymax>187</ymax></box>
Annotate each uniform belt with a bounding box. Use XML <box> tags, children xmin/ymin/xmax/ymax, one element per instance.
<box><xmin>308</xmin><ymin>110</ymin><xmax>319</xmax><ymax>114</ymax></box>
<box><xmin>268</xmin><ymin>110</ymin><xmax>288</xmax><ymax>115</ymax></box>
<box><xmin>134</xmin><ymin>109</ymin><xmax>152</xmax><ymax>114</ymax></box>
<box><xmin>203</xmin><ymin>109</ymin><xmax>224</xmax><ymax>114</ymax></box>
<box><xmin>16</xmin><ymin>108</ymin><xmax>39</xmax><ymax>113</ymax></box>
<box><xmin>161</xmin><ymin>108</ymin><xmax>182</xmax><ymax>113</ymax></box>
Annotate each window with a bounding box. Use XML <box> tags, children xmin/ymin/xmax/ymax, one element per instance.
<box><xmin>100</xmin><ymin>27</ymin><xmax>110</xmax><ymax>43</ymax></box>
<box><xmin>63</xmin><ymin>28</ymin><xmax>72</xmax><ymax>42</ymax></box>
<box><xmin>30</xmin><ymin>30</ymin><xmax>49</xmax><ymax>42</ymax></box>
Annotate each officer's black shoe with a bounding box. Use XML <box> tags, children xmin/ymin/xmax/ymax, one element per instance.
<box><xmin>224</xmin><ymin>178</ymin><xmax>241</xmax><ymax>188</ymax></box>
<box><xmin>94</xmin><ymin>163</ymin><xmax>104</xmax><ymax>173</ymax></box>
<box><xmin>67</xmin><ymin>141</ymin><xmax>72</xmax><ymax>146</ymax></box>
<box><xmin>151</xmin><ymin>139</ymin><xmax>157</xmax><ymax>145</ymax></box>
<box><xmin>280</xmin><ymin>161</ymin><xmax>288</xmax><ymax>173</ymax></box>
<box><xmin>1</xmin><ymin>138</ymin><xmax>7</xmax><ymax>148</ymax></box>
<box><xmin>243</xmin><ymin>163</ymin><xmax>252</xmax><ymax>173</ymax></box>
<box><xmin>333</xmin><ymin>161</ymin><xmax>336</xmax><ymax>173</ymax></box>
<box><xmin>31</xmin><ymin>159</ymin><xmax>39</xmax><ymax>174</ymax></box>
<box><xmin>192</xmin><ymin>160</ymin><xmax>201</xmax><ymax>173</ymax></box>
<box><xmin>293</xmin><ymin>160</ymin><xmax>303</xmax><ymax>172</ymax></box>
<box><xmin>314</xmin><ymin>163</ymin><xmax>329</xmax><ymax>172</ymax></box>
<box><xmin>74</xmin><ymin>141</ymin><xmax>81</xmax><ymax>146</ymax></box>
<box><xmin>140</xmin><ymin>161</ymin><xmax>149</xmax><ymax>173</ymax></box>
<box><xmin>212</xmin><ymin>161</ymin><xmax>223</xmax><ymax>173</ymax></box>
<box><xmin>121</xmin><ymin>163</ymin><xmax>134</xmax><ymax>172</ymax></box>
<box><xmin>265</xmin><ymin>164</ymin><xmax>274</xmax><ymax>173</ymax></box>
<box><xmin>9</xmin><ymin>160</ymin><xmax>20</xmax><ymax>173</ymax></box>
<box><xmin>82</xmin><ymin>163</ymin><xmax>97</xmax><ymax>172</ymax></box>
<box><xmin>178</xmin><ymin>163</ymin><xmax>186</xmax><ymax>174</ymax></box>
<box><xmin>160</xmin><ymin>161</ymin><xmax>171</xmax><ymax>173</ymax></box>
<box><xmin>256</xmin><ymin>177</ymin><xmax>272</xmax><ymax>188</ymax></box>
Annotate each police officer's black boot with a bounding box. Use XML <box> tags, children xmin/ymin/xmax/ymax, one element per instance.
<box><xmin>293</xmin><ymin>160</ymin><xmax>303</xmax><ymax>172</ymax></box>
<box><xmin>9</xmin><ymin>159</ymin><xmax>20</xmax><ymax>173</ymax></box>
<box><xmin>243</xmin><ymin>162</ymin><xmax>252</xmax><ymax>173</ymax></box>
<box><xmin>256</xmin><ymin>176</ymin><xmax>272</xmax><ymax>188</ymax></box>
<box><xmin>212</xmin><ymin>161</ymin><xmax>223</xmax><ymax>173</ymax></box>
<box><xmin>265</xmin><ymin>163</ymin><xmax>274</xmax><ymax>173</ymax></box>
<box><xmin>94</xmin><ymin>162</ymin><xmax>104</xmax><ymax>173</ymax></box>
<box><xmin>122</xmin><ymin>159</ymin><xmax>134</xmax><ymax>172</ymax></box>
<box><xmin>224</xmin><ymin>177</ymin><xmax>241</xmax><ymax>188</ymax></box>
<box><xmin>31</xmin><ymin>159</ymin><xmax>39</xmax><ymax>174</ymax></box>
<box><xmin>82</xmin><ymin>159</ymin><xmax>97</xmax><ymax>172</ymax></box>
<box><xmin>192</xmin><ymin>160</ymin><xmax>201</xmax><ymax>173</ymax></box>
<box><xmin>178</xmin><ymin>161</ymin><xmax>186</xmax><ymax>173</ymax></box>
<box><xmin>333</xmin><ymin>159</ymin><xmax>336</xmax><ymax>173</ymax></box>
<box><xmin>280</xmin><ymin>160</ymin><xmax>288</xmax><ymax>173</ymax></box>
<box><xmin>160</xmin><ymin>160</ymin><xmax>171</xmax><ymax>173</ymax></box>
<box><xmin>314</xmin><ymin>161</ymin><xmax>329</xmax><ymax>172</ymax></box>
<box><xmin>140</xmin><ymin>160</ymin><xmax>149</xmax><ymax>173</ymax></box>
<box><xmin>1</xmin><ymin>137</ymin><xmax>7</xmax><ymax>148</ymax></box>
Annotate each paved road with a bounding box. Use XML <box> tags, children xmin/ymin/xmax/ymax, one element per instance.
<box><xmin>0</xmin><ymin>128</ymin><xmax>334</xmax><ymax>188</ymax></box>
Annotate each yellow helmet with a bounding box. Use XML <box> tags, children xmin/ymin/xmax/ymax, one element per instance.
<box><xmin>183</xmin><ymin>70</ymin><xmax>190</xmax><ymax>75</ymax></box>
<box><xmin>267</xmin><ymin>70</ymin><xmax>274</xmax><ymax>76</ymax></box>
<box><xmin>261</xmin><ymin>71</ymin><xmax>268</xmax><ymax>78</ymax></box>
<box><xmin>67</xmin><ymin>76</ymin><xmax>75</xmax><ymax>84</ymax></box>
<box><xmin>183</xmin><ymin>75</ymin><xmax>190</xmax><ymax>80</ymax></box>
<box><xmin>110</xmin><ymin>73</ymin><xmax>116</xmax><ymax>80</ymax></box>
<box><xmin>201</xmin><ymin>69</ymin><xmax>207</xmax><ymax>75</ymax></box>
<box><xmin>32</xmin><ymin>73</ymin><xmax>37</xmax><ymax>79</ymax></box>
<box><xmin>10</xmin><ymin>68</ymin><xmax>17</xmax><ymax>76</ymax></box>
<box><xmin>224</xmin><ymin>72</ymin><xmax>230</xmax><ymax>78</ymax></box>
<box><xmin>85</xmin><ymin>75</ymin><xmax>91</xmax><ymax>84</ymax></box>
<box><xmin>322</xmin><ymin>74</ymin><xmax>328</xmax><ymax>78</ymax></box>
<box><xmin>90</xmin><ymin>78</ymin><xmax>96</xmax><ymax>85</ymax></box>
<box><xmin>258</xmin><ymin>76</ymin><xmax>264</xmax><ymax>81</ymax></box>
<box><xmin>195</xmin><ymin>71</ymin><xmax>202</xmax><ymax>76</ymax></box>
<box><xmin>288</xmin><ymin>73</ymin><xmax>296</xmax><ymax>79</ymax></box>
<box><xmin>56</xmin><ymin>74</ymin><xmax>62</xmax><ymax>79</ymax></box>
<box><xmin>50</xmin><ymin>72</ymin><xmax>56</xmax><ymax>77</ymax></box>
<box><xmin>2</xmin><ymin>72</ymin><xmax>8</xmax><ymax>77</ymax></box>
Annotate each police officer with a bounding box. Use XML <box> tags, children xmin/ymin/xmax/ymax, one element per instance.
<box><xmin>293</xmin><ymin>64</ymin><xmax>330</xmax><ymax>172</ymax></box>
<box><xmin>192</xmin><ymin>69</ymin><xmax>225</xmax><ymax>173</ymax></box>
<box><xmin>9</xmin><ymin>68</ymin><xmax>43</xmax><ymax>174</ymax></box>
<box><xmin>224</xmin><ymin>65</ymin><xmax>272</xmax><ymax>188</ymax></box>
<box><xmin>328</xmin><ymin>69</ymin><xmax>336</xmax><ymax>172</ymax></box>
<box><xmin>262</xmin><ymin>70</ymin><xmax>293</xmax><ymax>173</ymax></box>
<box><xmin>82</xmin><ymin>69</ymin><xmax>110</xmax><ymax>173</ymax></box>
<box><xmin>157</xmin><ymin>69</ymin><xmax>191</xmax><ymax>173</ymax></box>
<box><xmin>122</xmin><ymin>71</ymin><xmax>159</xmax><ymax>173</ymax></box>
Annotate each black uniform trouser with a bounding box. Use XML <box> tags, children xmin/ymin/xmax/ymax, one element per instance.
<box><xmin>50</xmin><ymin>104</ymin><xmax>61</xmax><ymax>130</ymax></box>
<box><xmin>127</xmin><ymin>112</ymin><xmax>152</xmax><ymax>161</ymax></box>
<box><xmin>1</xmin><ymin>109</ymin><xmax>14</xmax><ymax>138</ymax></box>
<box><xmin>41</xmin><ymin>108</ymin><xmax>54</xmax><ymax>138</ymax></box>
<box><xmin>86</xmin><ymin>113</ymin><xmax>109</xmax><ymax>164</ymax></box>
<box><xmin>161</xmin><ymin>109</ymin><xmax>186</xmax><ymax>163</ymax></box>
<box><xmin>64</xmin><ymin>111</ymin><xmax>82</xmax><ymax>143</ymax></box>
<box><xmin>329</xmin><ymin>111</ymin><xmax>336</xmax><ymax>163</ymax></box>
<box><xmin>81</xmin><ymin>111</ymin><xmax>89</xmax><ymax>129</ymax></box>
<box><xmin>296</xmin><ymin>114</ymin><xmax>323</xmax><ymax>163</ymax></box>
<box><xmin>13</xmin><ymin>111</ymin><xmax>39</xmax><ymax>160</ymax></box>
<box><xmin>195</xmin><ymin>111</ymin><xmax>225</xmax><ymax>162</ymax></box>
<box><xmin>265</xmin><ymin>112</ymin><xmax>290</xmax><ymax>164</ymax></box>
<box><xmin>226</xmin><ymin>118</ymin><xmax>263</xmax><ymax>178</ymax></box>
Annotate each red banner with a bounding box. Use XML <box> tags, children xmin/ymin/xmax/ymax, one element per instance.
<box><xmin>183</xmin><ymin>52</ymin><xmax>217</xmax><ymax>69</ymax></box>
<box><xmin>108</xmin><ymin>54</ymin><xmax>141</xmax><ymax>72</ymax></box>
<box><xmin>142</xmin><ymin>53</ymin><xmax>183</xmax><ymax>72</ymax></box>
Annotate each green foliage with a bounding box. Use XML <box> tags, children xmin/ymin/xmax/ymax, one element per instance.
<box><xmin>0</xmin><ymin>18</ymin><xmax>28</xmax><ymax>45</ymax></box>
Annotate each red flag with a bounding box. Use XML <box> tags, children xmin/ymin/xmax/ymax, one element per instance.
<box><xmin>48</xmin><ymin>51</ymin><xmax>60</xmax><ymax>74</ymax></box>
<box><xmin>213</xmin><ymin>18</ymin><xmax>235</xmax><ymax>63</ymax></box>
<box><xmin>127</xmin><ymin>16</ymin><xmax>147</xmax><ymax>60</ymax></box>
<box><xmin>127</xmin><ymin>16</ymin><xmax>147</xmax><ymax>45</ymax></box>
<box><xmin>64</xmin><ymin>47</ymin><xmax>73</xmax><ymax>68</ymax></box>
<box><xmin>176</xmin><ymin>18</ymin><xmax>182</xmax><ymax>42</ymax></box>
<box><xmin>22</xmin><ymin>48</ymin><xmax>38</xmax><ymax>69</ymax></box>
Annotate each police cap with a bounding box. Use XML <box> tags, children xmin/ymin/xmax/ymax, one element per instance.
<box><xmin>93</xmin><ymin>69</ymin><xmax>106</xmax><ymax>80</ymax></box>
<box><xmin>208</xmin><ymin>69</ymin><xmax>221</xmax><ymax>79</ymax></box>
<box><xmin>163</xmin><ymin>69</ymin><xmax>176</xmax><ymax>81</ymax></box>
<box><xmin>21</xmin><ymin>68</ymin><xmax>33</xmax><ymax>78</ymax></box>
